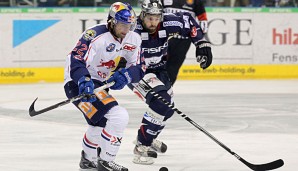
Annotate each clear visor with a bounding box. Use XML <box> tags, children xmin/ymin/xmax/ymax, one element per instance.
<box><xmin>115</xmin><ymin>20</ymin><xmax>136</xmax><ymax>31</ymax></box>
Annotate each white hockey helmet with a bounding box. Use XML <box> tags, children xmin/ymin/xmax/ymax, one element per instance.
<box><xmin>140</xmin><ymin>0</ymin><xmax>163</xmax><ymax>20</ymax></box>
<box><xmin>141</xmin><ymin>0</ymin><xmax>163</xmax><ymax>15</ymax></box>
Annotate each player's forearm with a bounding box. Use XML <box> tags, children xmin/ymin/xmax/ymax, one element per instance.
<box><xmin>127</xmin><ymin>64</ymin><xmax>145</xmax><ymax>83</ymax></box>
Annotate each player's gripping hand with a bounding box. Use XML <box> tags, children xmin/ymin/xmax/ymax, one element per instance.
<box><xmin>107</xmin><ymin>68</ymin><xmax>132</xmax><ymax>90</ymax></box>
<box><xmin>78</xmin><ymin>76</ymin><xmax>96</xmax><ymax>103</ymax></box>
<box><xmin>196</xmin><ymin>41</ymin><xmax>213</xmax><ymax>69</ymax></box>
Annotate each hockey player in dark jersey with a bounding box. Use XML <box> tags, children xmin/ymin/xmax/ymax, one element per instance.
<box><xmin>162</xmin><ymin>0</ymin><xmax>209</xmax><ymax>85</ymax></box>
<box><xmin>131</xmin><ymin>0</ymin><xmax>212</xmax><ymax>165</ymax></box>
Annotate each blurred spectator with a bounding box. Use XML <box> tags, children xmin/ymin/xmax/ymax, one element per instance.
<box><xmin>38</xmin><ymin>0</ymin><xmax>56</xmax><ymax>6</ymax></box>
<box><xmin>251</xmin><ymin>0</ymin><xmax>265</xmax><ymax>6</ymax></box>
<box><xmin>214</xmin><ymin>0</ymin><xmax>231</xmax><ymax>6</ymax></box>
<box><xmin>234</xmin><ymin>0</ymin><xmax>250</xmax><ymax>6</ymax></box>
<box><xmin>16</xmin><ymin>0</ymin><xmax>34</xmax><ymax>6</ymax></box>
<box><xmin>278</xmin><ymin>0</ymin><xmax>297</xmax><ymax>6</ymax></box>
<box><xmin>76</xmin><ymin>0</ymin><xmax>93</xmax><ymax>6</ymax></box>
<box><xmin>0</xmin><ymin>0</ymin><xmax>10</xmax><ymax>6</ymax></box>
<box><xmin>58</xmin><ymin>0</ymin><xmax>73</xmax><ymax>6</ymax></box>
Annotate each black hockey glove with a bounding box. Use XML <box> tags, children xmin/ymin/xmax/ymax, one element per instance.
<box><xmin>196</xmin><ymin>41</ymin><xmax>213</xmax><ymax>69</ymax></box>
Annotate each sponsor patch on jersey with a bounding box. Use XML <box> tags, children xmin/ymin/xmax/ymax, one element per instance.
<box><xmin>158</xmin><ymin>30</ymin><xmax>167</xmax><ymax>38</ymax></box>
<box><xmin>78</xmin><ymin>102</ymin><xmax>98</xmax><ymax>119</ymax></box>
<box><xmin>183</xmin><ymin>15</ymin><xmax>190</xmax><ymax>28</ymax></box>
<box><xmin>146</xmin><ymin>129</ymin><xmax>158</xmax><ymax>136</ymax></box>
<box><xmin>95</xmin><ymin>90</ymin><xmax>116</xmax><ymax>105</ymax></box>
<box><xmin>106</xmin><ymin>43</ymin><xmax>116</xmax><ymax>52</ymax></box>
<box><xmin>163</xmin><ymin>0</ymin><xmax>173</xmax><ymax>5</ymax></box>
<box><xmin>141</xmin><ymin>32</ymin><xmax>149</xmax><ymax>40</ymax></box>
<box><xmin>190</xmin><ymin>26</ymin><xmax>197</xmax><ymax>37</ymax></box>
<box><xmin>163</xmin><ymin>21</ymin><xmax>183</xmax><ymax>28</ymax></box>
<box><xmin>83</xmin><ymin>29</ymin><xmax>96</xmax><ymax>41</ymax></box>
<box><xmin>122</xmin><ymin>43</ymin><xmax>136</xmax><ymax>52</ymax></box>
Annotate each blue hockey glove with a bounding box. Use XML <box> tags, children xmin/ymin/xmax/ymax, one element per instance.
<box><xmin>78</xmin><ymin>76</ymin><xmax>96</xmax><ymax>103</ymax></box>
<box><xmin>107</xmin><ymin>68</ymin><xmax>132</xmax><ymax>90</ymax></box>
<box><xmin>196</xmin><ymin>41</ymin><xmax>213</xmax><ymax>69</ymax></box>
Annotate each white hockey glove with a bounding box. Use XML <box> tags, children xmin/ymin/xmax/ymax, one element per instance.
<box><xmin>200</xmin><ymin>20</ymin><xmax>208</xmax><ymax>33</ymax></box>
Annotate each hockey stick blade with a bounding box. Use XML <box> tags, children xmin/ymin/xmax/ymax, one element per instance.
<box><xmin>29</xmin><ymin>95</ymin><xmax>84</xmax><ymax>117</ymax></box>
<box><xmin>29</xmin><ymin>82</ymin><xmax>115</xmax><ymax>117</ymax></box>
<box><xmin>139</xmin><ymin>78</ymin><xmax>284</xmax><ymax>171</ymax></box>
<box><xmin>242</xmin><ymin>158</ymin><xmax>284</xmax><ymax>171</ymax></box>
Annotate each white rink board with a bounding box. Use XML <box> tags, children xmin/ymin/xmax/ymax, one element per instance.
<box><xmin>0</xmin><ymin>8</ymin><xmax>297</xmax><ymax>68</ymax></box>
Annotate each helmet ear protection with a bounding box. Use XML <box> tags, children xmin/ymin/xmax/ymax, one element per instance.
<box><xmin>140</xmin><ymin>0</ymin><xmax>164</xmax><ymax>21</ymax></box>
<box><xmin>108</xmin><ymin>2</ymin><xmax>136</xmax><ymax>31</ymax></box>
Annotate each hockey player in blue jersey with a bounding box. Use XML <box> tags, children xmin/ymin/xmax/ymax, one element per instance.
<box><xmin>64</xmin><ymin>2</ymin><xmax>144</xmax><ymax>171</ymax></box>
<box><xmin>130</xmin><ymin>0</ymin><xmax>213</xmax><ymax>165</ymax></box>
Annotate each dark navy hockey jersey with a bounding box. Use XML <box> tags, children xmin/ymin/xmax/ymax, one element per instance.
<box><xmin>134</xmin><ymin>12</ymin><xmax>204</xmax><ymax>70</ymax></box>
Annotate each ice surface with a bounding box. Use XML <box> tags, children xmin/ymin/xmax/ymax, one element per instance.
<box><xmin>0</xmin><ymin>80</ymin><xmax>297</xmax><ymax>171</ymax></box>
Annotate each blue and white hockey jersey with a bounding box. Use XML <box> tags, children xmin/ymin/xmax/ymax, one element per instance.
<box><xmin>134</xmin><ymin>12</ymin><xmax>204</xmax><ymax>70</ymax></box>
<box><xmin>64</xmin><ymin>23</ymin><xmax>143</xmax><ymax>85</ymax></box>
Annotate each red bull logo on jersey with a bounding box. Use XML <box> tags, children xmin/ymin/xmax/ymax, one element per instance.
<box><xmin>97</xmin><ymin>60</ymin><xmax>116</xmax><ymax>69</ymax></box>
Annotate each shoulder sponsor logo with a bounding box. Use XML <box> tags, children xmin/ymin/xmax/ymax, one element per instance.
<box><xmin>83</xmin><ymin>29</ymin><xmax>97</xmax><ymax>41</ymax></box>
<box><xmin>163</xmin><ymin>21</ymin><xmax>183</xmax><ymax>28</ymax></box>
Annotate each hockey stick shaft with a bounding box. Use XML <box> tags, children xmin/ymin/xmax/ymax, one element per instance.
<box><xmin>141</xmin><ymin>80</ymin><xmax>283</xmax><ymax>171</ymax></box>
<box><xmin>29</xmin><ymin>82</ymin><xmax>115</xmax><ymax>117</ymax></box>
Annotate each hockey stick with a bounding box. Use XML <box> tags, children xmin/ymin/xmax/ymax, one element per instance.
<box><xmin>29</xmin><ymin>82</ymin><xmax>115</xmax><ymax>117</ymax></box>
<box><xmin>140</xmin><ymin>80</ymin><xmax>284</xmax><ymax>171</ymax></box>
